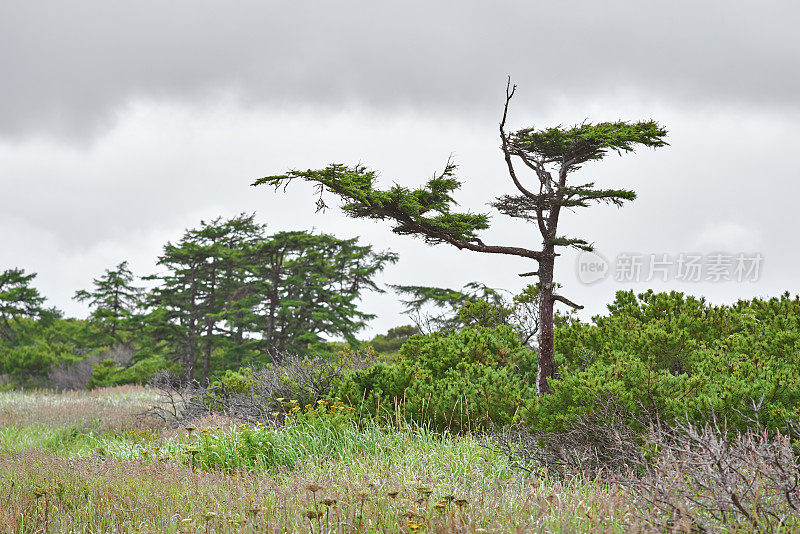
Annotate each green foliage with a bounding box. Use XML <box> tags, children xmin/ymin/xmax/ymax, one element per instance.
<box><xmin>0</xmin><ymin>316</ymin><xmax>118</xmax><ymax>387</ymax></box>
<box><xmin>0</xmin><ymin>268</ymin><xmax>59</xmax><ymax>343</ymax></box>
<box><xmin>366</xmin><ymin>325</ymin><xmax>419</xmax><ymax>354</ymax></box>
<box><xmin>203</xmin><ymin>367</ymin><xmax>258</xmax><ymax>410</ymax></box>
<box><xmin>337</xmin><ymin>325</ymin><xmax>537</xmax><ymax>431</ymax></box>
<box><xmin>182</xmin><ymin>403</ymin><xmax>358</xmax><ymax>472</ymax></box>
<box><xmin>146</xmin><ymin>213</ymin><xmax>397</xmax><ymax>381</ymax></box>
<box><xmin>510</xmin><ymin>120</ymin><xmax>668</xmax><ymax>164</ymax></box>
<box><xmin>87</xmin><ymin>358</ymin><xmax>126</xmax><ymax>389</ymax></box>
<box><xmin>184</xmin><ymin>423</ymin><xmax>282</xmax><ymax>472</ymax></box>
<box><xmin>74</xmin><ymin>260</ymin><xmax>142</xmax><ymax>344</ymax></box>
<box><xmin>0</xmin><ymin>342</ymin><xmax>72</xmax><ymax>379</ymax></box>
<box><xmin>255</xmin><ymin>160</ymin><xmax>491</xmax><ymax>247</ymax></box>
<box><xmin>530</xmin><ymin>290</ymin><xmax>800</xmax><ymax>431</ymax></box>
<box><xmin>392</xmin><ymin>283</ymin><xmax>540</xmax><ymax>350</ymax></box>
<box><xmin>392</xmin><ymin>282</ymin><xmax>505</xmax><ymax>332</ymax></box>
<box><xmin>87</xmin><ymin>354</ymin><xmax>174</xmax><ymax>389</ymax></box>
<box><xmin>212</xmin><ymin>367</ymin><xmax>257</xmax><ymax>395</ymax></box>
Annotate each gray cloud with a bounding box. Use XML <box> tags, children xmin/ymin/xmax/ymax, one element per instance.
<box><xmin>1</xmin><ymin>1</ymin><xmax>797</xmax><ymax>141</ymax></box>
<box><xmin>1</xmin><ymin>1</ymin><xmax>798</xmax><ymax>335</ymax></box>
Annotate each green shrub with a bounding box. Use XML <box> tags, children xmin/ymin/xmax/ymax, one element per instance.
<box><xmin>87</xmin><ymin>358</ymin><xmax>125</xmax><ymax>389</ymax></box>
<box><xmin>88</xmin><ymin>355</ymin><xmax>173</xmax><ymax>389</ymax></box>
<box><xmin>530</xmin><ymin>290</ymin><xmax>800</xmax><ymax>431</ymax></box>
<box><xmin>337</xmin><ymin>324</ymin><xmax>537</xmax><ymax>431</ymax></box>
<box><xmin>366</xmin><ymin>325</ymin><xmax>418</xmax><ymax>354</ymax></box>
<box><xmin>203</xmin><ymin>367</ymin><xmax>258</xmax><ymax>410</ymax></box>
<box><xmin>0</xmin><ymin>342</ymin><xmax>73</xmax><ymax>378</ymax></box>
<box><xmin>213</xmin><ymin>367</ymin><xmax>257</xmax><ymax>395</ymax></box>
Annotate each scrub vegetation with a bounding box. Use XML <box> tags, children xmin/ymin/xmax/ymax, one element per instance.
<box><xmin>2</xmin><ymin>88</ymin><xmax>798</xmax><ymax>531</ymax></box>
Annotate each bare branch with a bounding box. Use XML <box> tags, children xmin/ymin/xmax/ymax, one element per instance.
<box><xmin>552</xmin><ymin>294</ymin><xmax>584</xmax><ymax>309</ymax></box>
<box><xmin>500</xmin><ymin>79</ymin><xmax>538</xmax><ymax>202</ymax></box>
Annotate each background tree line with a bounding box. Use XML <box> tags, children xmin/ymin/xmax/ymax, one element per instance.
<box><xmin>0</xmin><ymin>213</ymin><xmax>397</xmax><ymax>387</ymax></box>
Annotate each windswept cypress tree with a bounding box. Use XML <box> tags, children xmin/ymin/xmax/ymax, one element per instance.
<box><xmin>254</xmin><ymin>81</ymin><xmax>667</xmax><ymax>394</ymax></box>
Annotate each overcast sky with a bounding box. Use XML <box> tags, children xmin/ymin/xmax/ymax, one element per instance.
<box><xmin>1</xmin><ymin>1</ymin><xmax>798</xmax><ymax>337</ymax></box>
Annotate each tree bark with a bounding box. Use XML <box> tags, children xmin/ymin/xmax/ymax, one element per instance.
<box><xmin>536</xmin><ymin>249</ymin><xmax>556</xmax><ymax>395</ymax></box>
<box><xmin>201</xmin><ymin>262</ymin><xmax>217</xmax><ymax>386</ymax></box>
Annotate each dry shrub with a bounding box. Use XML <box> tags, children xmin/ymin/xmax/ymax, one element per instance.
<box><xmin>487</xmin><ymin>397</ymin><xmax>647</xmax><ymax>478</ymax></box>
<box><xmin>618</xmin><ymin>419</ymin><xmax>800</xmax><ymax>532</ymax></box>
<box><xmin>252</xmin><ymin>350</ymin><xmax>373</xmax><ymax>407</ymax></box>
<box><xmin>47</xmin><ymin>345</ymin><xmax>134</xmax><ymax>391</ymax></box>
<box><xmin>147</xmin><ymin>351</ymin><xmax>374</xmax><ymax>426</ymax></box>
<box><xmin>488</xmin><ymin>398</ymin><xmax>800</xmax><ymax>531</ymax></box>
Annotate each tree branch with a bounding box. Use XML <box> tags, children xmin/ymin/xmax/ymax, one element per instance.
<box><xmin>500</xmin><ymin>78</ymin><xmax>538</xmax><ymax>202</ymax></box>
<box><xmin>552</xmin><ymin>294</ymin><xmax>584</xmax><ymax>309</ymax></box>
<box><xmin>399</xmin><ymin>214</ymin><xmax>544</xmax><ymax>260</ymax></box>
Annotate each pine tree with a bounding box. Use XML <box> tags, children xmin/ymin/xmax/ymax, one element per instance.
<box><xmin>145</xmin><ymin>214</ymin><xmax>396</xmax><ymax>381</ymax></box>
<box><xmin>74</xmin><ymin>261</ymin><xmax>142</xmax><ymax>343</ymax></box>
<box><xmin>0</xmin><ymin>268</ymin><xmax>55</xmax><ymax>343</ymax></box>
<box><xmin>253</xmin><ymin>81</ymin><xmax>668</xmax><ymax>394</ymax></box>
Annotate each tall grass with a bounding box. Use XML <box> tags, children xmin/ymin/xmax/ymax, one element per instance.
<box><xmin>3</xmin><ymin>387</ymin><xmax>797</xmax><ymax>532</ymax></box>
<box><xmin>0</xmin><ymin>440</ymin><xmax>631</xmax><ymax>533</ymax></box>
<box><xmin>0</xmin><ymin>387</ymin><xmax>638</xmax><ymax>532</ymax></box>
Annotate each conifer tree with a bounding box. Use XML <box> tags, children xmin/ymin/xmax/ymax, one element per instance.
<box><xmin>0</xmin><ymin>268</ymin><xmax>55</xmax><ymax>343</ymax></box>
<box><xmin>74</xmin><ymin>261</ymin><xmax>142</xmax><ymax>343</ymax></box>
<box><xmin>254</xmin><ymin>81</ymin><xmax>668</xmax><ymax>394</ymax></box>
<box><xmin>146</xmin><ymin>214</ymin><xmax>396</xmax><ymax>381</ymax></box>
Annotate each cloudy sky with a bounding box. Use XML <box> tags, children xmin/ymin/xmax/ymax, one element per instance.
<box><xmin>1</xmin><ymin>1</ymin><xmax>798</xmax><ymax>337</ymax></box>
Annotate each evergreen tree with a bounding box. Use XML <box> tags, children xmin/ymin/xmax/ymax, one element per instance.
<box><xmin>146</xmin><ymin>215</ymin><xmax>262</xmax><ymax>382</ymax></box>
<box><xmin>0</xmin><ymin>268</ymin><xmax>56</xmax><ymax>343</ymax></box>
<box><xmin>74</xmin><ymin>261</ymin><xmax>142</xmax><ymax>343</ymax></box>
<box><xmin>392</xmin><ymin>282</ymin><xmax>540</xmax><ymax>347</ymax></box>
<box><xmin>146</xmin><ymin>214</ymin><xmax>396</xmax><ymax>381</ymax></box>
<box><xmin>391</xmin><ymin>282</ymin><xmax>504</xmax><ymax>333</ymax></box>
<box><xmin>253</xmin><ymin>81</ymin><xmax>667</xmax><ymax>394</ymax></box>
<box><xmin>246</xmin><ymin>231</ymin><xmax>397</xmax><ymax>356</ymax></box>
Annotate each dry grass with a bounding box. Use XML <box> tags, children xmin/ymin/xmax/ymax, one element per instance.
<box><xmin>0</xmin><ymin>451</ymin><xmax>636</xmax><ymax>533</ymax></box>
<box><xmin>0</xmin><ymin>385</ymin><xmax>158</xmax><ymax>432</ymax></box>
<box><xmin>1</xmin><ymin>387</ymin><xmax>799</xmax><ymax>532</ymax></box>
<box><xmin>0</xmin><ymin>386</ymin><xmax>643</xmax><ymax>532</ymax></box>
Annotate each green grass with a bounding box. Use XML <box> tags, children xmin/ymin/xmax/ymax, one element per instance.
<box><xmin>4</xmin><ymin>386</ymin><xmax>795</xmax><ymax>532</ymax></box>
<box><xmin>0</xmin><ymin>387</ymin><xmax>639</xmax><ymax>532</ymax></box>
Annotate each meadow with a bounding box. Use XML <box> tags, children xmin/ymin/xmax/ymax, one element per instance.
<box><xmin>0</xmin><ymin>386</ymin><xmax>649</xmax><ymax>533</ymax></box>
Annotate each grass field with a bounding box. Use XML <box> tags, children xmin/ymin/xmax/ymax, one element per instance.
<box><xmin>0</xmin><ymin>386</ymin><xmax>651</xmax><ymax>533</ymax></box>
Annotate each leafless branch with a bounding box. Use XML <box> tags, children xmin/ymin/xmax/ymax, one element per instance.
<box><xmin>552</xmin><ymin>294</ymin><xmax>584</xmax><ymax>309</ymax></box>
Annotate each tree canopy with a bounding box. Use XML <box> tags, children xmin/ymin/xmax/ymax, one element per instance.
<box><xmin>0</xmin><ymin>268</ymin><xmax>57</xmax><ymax>343</ymax></box>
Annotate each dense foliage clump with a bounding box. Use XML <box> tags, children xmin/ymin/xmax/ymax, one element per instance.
<box><xmin>338</xmin><ymin>324</ymin><xmax>537</xmax><ymax>431</ymax></box>
<box><xmin>529</xmin><ymin>290</ymin><xmax>800</xmax><ymax>431</ymax></box>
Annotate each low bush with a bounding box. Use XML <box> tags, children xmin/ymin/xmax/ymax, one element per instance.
<box><xmin>337</xmin><ymin>324</ymin><xmax>537</xmax><ymax>431</ymax></box>
<box><xmin>487</xmin><ymin>397</ymin><xmax>648</xmax><ymax>478</ymax></box>
<box><xmin>0</xmin><ymin>342</ymin><xmax>74</xmax><ymax>382</ymax></box>
<box><xmin>148</xmin><ymin>350</ymin><xmax>373</xmax><ymax>425</ymax></box>
<box><xmin>530</xmin><ymin>290</ymin><xmax>800</xmax><ymax>432</ymax></box>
